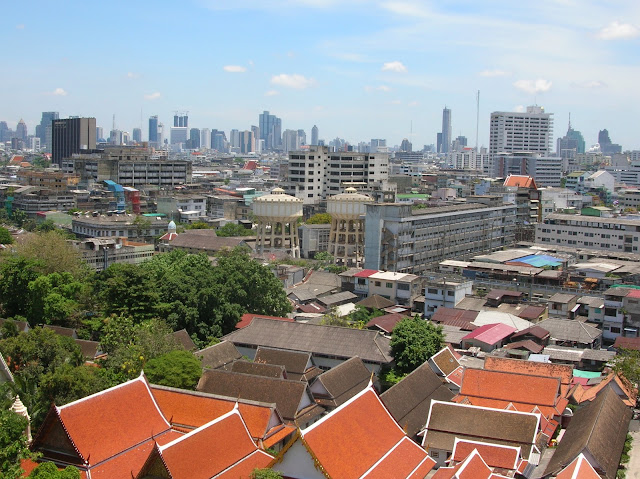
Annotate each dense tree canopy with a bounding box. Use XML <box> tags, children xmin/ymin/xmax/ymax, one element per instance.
<box><xmin>390</xmin><ymin>317</ymin><xmax>444</xmax><ymax>375</ymax></box>
<box><xmin>216</xmin><ymin>223</ymin><xmax>255</xmax><ymax>237</ymax></box>
<box><xmin>0</xmin><ymin>226</ymin><xmax>14</xmax><ymax>245</ymax></box>
<box><xmin>0</xmin><ymin>408</ymin><xmax>34</xmax><ymax>479</ymax></box>
<box><xmin>27</xmin><ymin>462</ymin><xmax>80</xmax><ymax>478</ymax></box>
<box><xmin>613</xmin><ymin>348</ymin><xmax>640</xmax><ymax>388</ymax></box>
<box><xmin>306</xmin><ymin>213</ymin><xmax>332</xmax><ymax>224</ymax></box>
<box><xmin>144</xmin><ymin>350</ymin><xmax>202</xmax><ymax>389</ymax></box>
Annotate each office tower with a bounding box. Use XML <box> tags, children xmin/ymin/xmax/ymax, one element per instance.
<box><xmin>148</xmin><ymin>116</ymin><xmax>158</xmax><ymax>145</ymax></box>
<box><xmin>189</xmin><ymin>128</ymin><xmax>200</xmax><ymax>148</ymax></box>
<box><xmin>16</xmin><ymin>119</ymin><xmax>27</xmax><ymax>141</ymax></box>
<box><xmin>35</xmin><ymin>112</ymin><xmax>59</xmax><ymax>146</ymax></box>
<box><xmin>211</xmin><ymin>129</ymin><xmax>226</xmax><ymax>152</ymax></box>
<box><xmin>109</xmin><ymin>130</ymin><xmax>123</xmax><ymax>145</ymax></box>
<box><xmin>273</xmin><ymin>117</ymin><xmax>282</xmax><ymax>149</ymax></box>
<box><xmin>557</xmin><ymin>117</ymin><xmax>586</xmax><ymax>159</ymax></box>
<box><xmin>282</xmin><ymin>129</ymin><xmax>300</xmax><ymax>153</ymax></box>
<box><xmin>239</xmin><ymin>130</ymin><xmax>255</xmax><ymax>154</ymax></box>
<box><xmin>258</xmin><ymin>111</ymin><xmax>282</xmax><ymax>150</ymax></box>
<box><xmin>132</xmin><ymin>128</ymin><xmax>142</xmax><ymax>143</ymax></box>
<box><xmin>311</xmin><ymin>125</ymin><xmax>319</xmax><ymax>146</ymax></box>
<box><xmin>157</xmin><ymin>123</ymin><xmax>164</xmax><ymax>147</ymax></box>
<box><xmin>170</xmin><ymin>127</ymin><xmax>188</xmax><ymax>145</ymax></box>
<box><xmin>297</xmin><ymin>129</ymin><xmax>307</xmax><ymax>146</ymax></box>
<box><xmin>29</xmin><ymin>137</ymin><xmax>41</xmax><ymax>150</ymax></box>
<box><xmin>51</xmin><ymin>117</ymin><xmax>96</xmax><ymax>166</ymax></box>
<box><xmin>230</xmin><ymin>129</ymin><xmax>240</xmax><ymax>149</ymax></box>
<box><xmin>200</xmin><ymin>128</ymin><xmax>211</xmax><ymax>149</ymax></box>
<box><xmin>122</xmin><ymin>132</ymin><xmax>130</xmax><ymax>145</ymax></box>
<box><xmin>96</xmin><ymin>127</ymin><xmax>104</xmax><ymax>143</ymax></box>
<box><xmin>251</xmin><ymin>126</ymin><xmax>261</xmax><ymax>153</ymax></box>
<box><xmin>173</xmin><ymin>113</ymin><xmax>188</xmax><ymax>128</ymax></box>
<box><xmin>370</xmin><ymin>139</ymin><xmax>387</xmax><ymax>153</ymax></box>
<box><xmin>0</xmin><ymin>122</ymin><xmax>9</xmax><ymax>142</ymax></box>
<box><xmin>439</xmin><ymin>107</ymin><xmax>451</xmax><ymax>153</ymax></box>
<box><xmin>598</xmin><ymin>129</ymin><xmax>622</xmax><ymax>155</ymax></box>
<box><xmin>400</xmin><ymin>138</ymin><xmax>412</xmax><ymax>152</ymax></box>
<box><xmin>436</xmin><ymin>133</ymin><xmax>443</xmax><ymax>154</ymax></box>
<box><xmin>489</xmin><ymin>106</ymin><xmax>553</xmax><ymax>156</ymax></box>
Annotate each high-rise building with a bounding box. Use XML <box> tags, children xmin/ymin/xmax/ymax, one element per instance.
<box><xmin>370</xmin><ymin>139</ymin><xmax>387</xmax><ymax>153</ymax></box>
<box><xmin>109</xmin><ymin>130</ymin><xmax>123</xmax><ymax>145</ymax></box>
<box><xmin>51</xmin><ymin>117</ymin><xmax>96</xmax><ymax>166</ymax></box>
<box><xmin>132</xmin><ymin>128</ymin><xmax>142</xmax><ymax>144</ymax></box>
<box><xmin>157</xmin><ymin>123</ymin><xmax>164</xmax><ymax>147</ymax></box>
<box><xmin>35</xmin><ymin>112</ymin><xmax>59</xmax><ymax>148</ymax></box>
<box><xmin>400</xmin><ymin>138</ymin><xmax>412</xmax><ymax>152</ymax></box>
<box><xmin>251</xmin><ymin>126</ymin><xmax>261</xmax><ymax>153</ymax></box>
<box><xmin>16</xmin><ymin>119</ymin><xmax>27</xmax><ymax>141</ymax></box>
<box><xmin>282</xmin><ymin>130</ymin><xmax>300</xmax><ymax>153</ymax></box>
<box><xmin>189</xmin><ymin>128</ymin><xmax>200</xmax><ymax>149</ymax></box>
<box><xmin>200</xmin><ymin>128</ymin><xmax>211</xmax><ymax>149</ymax></box>
<box><xmin>96</xmin><ymin>127</ymin><xmax>104</xmax><ymax>143</ymax></box>
<box><xmin>239</xmin><ymin>130</ymin><xmax>255</xmax><ymax>154</ymax></box>
<box><xmin>440</xmin><ymin>107</ymin><xmax>452</xmax><ymax>153</ymax></box>
<box><xmin>258</xmin><ymin>111</ymin><xmax>282</xmax><ymax>150</ymax></box>
<box><xmin>557</xmin><ymin>118</ymin><xmax>586</xmax><ymax>159</ymax></box>
<box><xmin>489</xmin><ymin>106</ymin><xmax>553</xmax><ymax>156</ymax></box>
<box><xmin>230</xmin><ymin>129</ymin><xmax>240</xmax><ymax>149</ymax></box>
<box><xmin>211</xmin><ymin>130</ymin><xmax>226</xmax><ymax>152</ymax></box>
<box><xmin>173</xmin><ymin>114</ymin><xmax>188</xmax><ymax>128</ymax></box>
<box><xmin>170</xmin><ymin>127</ymin><xmax>188</xmax><ymax>145</ymax></box>
<box><xmin>311</xmin><ymin>125</ymin><xmax>319</xmax><ymax>146</ymax></box>
<box><xmin>297</xmin><ymin>129</ymin><xmax>307</xmax><ymax>146</ymax></box>
<box><xmin>598</xmin><ymin>129</ymin><xmax>622</xmax><ymax>155</ymax></box>
<box><xmin>148</xmin><ymin>116</ymin><xmax>158</xmax><ymax>145</ymax></box>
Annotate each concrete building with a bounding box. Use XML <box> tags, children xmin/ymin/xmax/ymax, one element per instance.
<box><xmin>424</xmin><ymin>275</ymin><xmax>474</xmax><ymax>318</ymax></box>
<box><xmin>489</xmin><ymin>106</ymin><xmax>553</xmax><ymax>157</ymax></box>
<box><xmin>253</xmin><ymin>188</ymin><xmax>303</xmax><ymax>258</ymax></box>
<box><xmin>364</xmin><ymin>198</ymin><xmax>516</xmax><ymax>274</ymax></box>
<box><xmin>200</xmin><ymin>128</ymin><xmax>211</xmax><ymax>150</ymax></box>
<box><xmin>311</xmin><ymin>125</ymin><xmax>319</xmax><ymax>146</ymax></box>
<box><xmin>71</xmin><ymin>214</ymin><xmax>169</xmax><ymax>241</ymax></box>
<box><xmin>51</xmin><ymin>117</ymin><xmax>96</xmax><ymax>166</ymax></box>
<box><xmin>536</xmin><ymin>212</ymin><xmax>640</xmax><ymax>253</ymax></box>
<box><xmin>284</xmin><ymin>145</ymin><xmax>390</xmax><ymax>206</ymax></box>
<box><xmin>495</xmin><ymin>153</ymin><xmax>562</xmax><ymax>187</ymax></box>
<box><xmin>439</xmin><ymin>107</ymin><xmax>452</xmax><ymax>154</ymax></box>
<box><xmin>326</xmin><ymin>188</ymin><xmax>373</xmax><ymax>267</ymax></box>
<box><xmin>70</xmin><ymin>237</ymin><xmax>154</xmax><ymax>271</ymax></box>
<box><xmin>63</xmin><ymin>147</ymin><xmax>191</xmax><ymax>188</ymax></box>
<box><xmin>299</xmin><ymin>223</ymin><xmax>330</xmax><ymax>259</ymax></box>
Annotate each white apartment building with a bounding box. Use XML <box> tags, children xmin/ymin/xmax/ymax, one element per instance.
<box><xmin>489</xmin><ymin>106</ymin><xmax>553</xmax><ymax>156</ymax></box>
<box><xmin>284</xmin><ymin>145</ymin><xmax>389</xmax><ymax>205</ymax></box>
<box><xmin>536</xmin><ymin>213</ymin><xmax>640</xmax><ymax>253</ymax></box>
<box><xmin>423</xmin><ymin>276</ymin><xmax>474</xmax><ymax>318</ymax></box>
<box><xmin>445</xmin><ymin>149</ymin><xmax>488</xmax><ymax>171</ymax></box>
<box><xmin>363</xmin><ymin>197</ymin><xmax>516</xmax><ymax>274</ymax></box>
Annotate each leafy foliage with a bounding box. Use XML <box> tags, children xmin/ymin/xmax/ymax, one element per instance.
<box><xmin>612</xmin><ymin>348</ymin><xmax>640</xmax><ymax>388</ymax></box>
<box><xmin>16</xmin><ymin>231</ymin><xmax>87</xmax><ymax>277</ymax></box>
<box><xmin>250</xmin><ymin>469</ymin><xmax>283</xmax><ymax>479</ymax></box>
<box><xmin>185</xmin><ymin>221</ymin><xmax>212</xmax><ymax>230</ymax></box>
<box><xmin>144</xmin><ymin>350</ymin><xmax>202</xmax><ymax>389</ymax></box>
<box><xmin>0</xmin><ymin>408</ymin><xmax>34</xmax><ymax>479</ymax></box>
<box><xmin>28</xmin><ymin>462</ymin><xmax>81</xmax><ymax>478</ymax></box>
<box><xmin>0</xmin><ymin>226</ymin><xmax>14</xmax><ymax>244</ymax></box>
<box><xmin>305</xmin><ymin>213</ymin><xmax>332</xmax><ymax>224</ymax></box>
<box><xmin>390</xmin><ymin>317</ymin><xmax>444</xmax><ymax>375</ymax></box>
<box><xmin>216</xmin><ymin>223</ymin><xmax>255</xmax><ymax>237</ymax></box>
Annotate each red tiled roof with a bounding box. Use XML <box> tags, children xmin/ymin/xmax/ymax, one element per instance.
<box><xmin>462</xmin><ymin>323</ymin><xmax>516</xmax><ymax>345</ymax></box>
<box><xmin>366</xmin><ymin>313</ymin><xmax>405</xmax><ymax>334</ymax></box>
<box><xmin>151</xmin><ymin>409</ymin><xmax>272</xmax><ymax>479</ymax></box>
<box><xmin>484</xmin><ymin>356</ymin><xmax>573</xmax><ymax>385</ymax></box>
<box><xmin>296</xmin><ymin>302</ymin><xmax>327</xmax><ymax>314</ymax></box>
<box><xmin>614</xmin><ymin>336</ymin><xmax>640</xmax><ymax>351</ymax></box>
<box><xmin>459</xmin><ymin>368</ymin><xmax>561</xmax><ymax>410</ymax></box>
<box><xmin>54</xmin><ymin>375</ymin><xmax>171</xmax><ymax>466</ymax></box>
<box><xmin>626</xmin><ymin>289</ymin><xmax>640</xmax><ymax>298</ymax></box>
<box><xmin>354</xmin><ymin>269</ymin><xmax>379</xmax><ymax>277</ymax></box>
<box><xmin>517</xmin><ymin>305</ymin><xmax>547</xmax><ymax>321</ymax></box>
<box><xmin>510</xmin><ymin>326</ymin><xmax>550</xmax><ymax>341</ymax></box>
<box><xmin>433</xmin><ymin>449</ymin><xmax>493</xmax><ymax>479</ymax></box>
<box><xmin>555</xmin><ymin>453</ymin><xmax>601</xmax><ymax>479</ymax></box>
<box><xmin>570</xmin><ymin>372</ymin><xmax>637</xmax><ymax>407</ymax></box>
<box><xmin>451</xmin><ymin>439</ymin><xmax>520</xmax><ymax>470</ymax></box>
<box><xmin>446</xmin><ymin>366</ymin><xmax>464</xmax><ymax>387</ymax></box>
<box><xmin>503</xmin><ymin>175</ymin><xmax>537</xmax><ymax>189</ymax></box>
<box><xmin>504</xmin><ymin>340</ymin><xmax>544</xmax><ymax>354</ymax></box>
<box><xmin>236</xmin><ymin>313</ymin><xmax>294</xmax><ymax>329</ymax></box>
<box><xmin>301</xmin><ymin>387</ymin><xmax>433</xmax><ymax>479</ymax></box>
<box><xmin>431</xmin><ymin>307</ymin><xmax>478</xmax><ymax>325</ymax></box>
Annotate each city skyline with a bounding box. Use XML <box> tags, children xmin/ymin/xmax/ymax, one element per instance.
<box><xmin>1</xmin><ymin>0</ymin><xmax>639</xmax><ymax>150</ymax></box>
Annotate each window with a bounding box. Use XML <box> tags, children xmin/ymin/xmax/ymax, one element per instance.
<box><xmin>375</xmin><ymin>281</ymin><xmax>381</xmax><ymax>287</ymax></box>
<box><xmin>430</xmin><ymin>451</ymin><xmax>439</xmax><ymax>459</ymax></box>
<box><xmin>605</xmin><ymin>308</ymin><xmax>617</xmax><ymax>317</ymax></box>
<box><xmin>611</xmin><ymin>327</ymin><xmax>621</xmax><ymax>334</ymax></box>
<box><xmin>447</xmin><ymin>291</ymin><xmax>454</xmax><ymax>296</ymax></box>
<box><xmin>386</xmin><ymin>282</ymin><xmax>393</xmax><ymax>288</ymax></box>
<box><xmin>427</xmin><ymin>288</ymin><xmax>438</xmax><ymax>294</ymax></box>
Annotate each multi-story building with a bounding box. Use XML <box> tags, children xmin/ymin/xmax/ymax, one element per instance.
<box><xmin>439</xmin><ymin>107</ymin><xmax>452</xmax><ymax>154</ymax></box>
<box><xmin>17</xmin><ymin>169</ymin><xmax>79</xmax><ymax>192</ymax></box>
<box><xmin>259</xmin><ymin>111</ymin><xmax>282</xmax><ymax>150</ymax></box>
<box><xmin>132</xmin><ymin>128</ymin><xmax>142</xmax><ymax>144</ymax></box>
<box><xmin>200</xmin><ymin>128</ymin><xmax>211</xmax><ymax>149</ymax></box>
<box><xmin>299</xmin><ymin>223</ymin><xmax>330</xmax><ymax>259</ymax></box>
<box><xmin>283</xmin><ymin>145</ymin><xmax>390</xmax><ymax>206</ymax></box>
<box><xmin>51</xmin><ymin>117</ymin><xmax>96</xmax><ymax>166</ymax></box>
<box><xmin>445</xmin><ymin>148</ymin><xmax>487</xmax><ymax>170</ymax></box>
<box><xmin>148</xmin><ymin>116</ymin><xmax>158</xmax><ymax>146</ymax></box>
<box><xmin>10</xmin><ymin>190</ymin><xmax>75</xmax><ymax>216</ymax></box>
<box><xmin>36</xmin><ymin>112</ymin><xmax>59</xmax><ymax>151</ymax></box>
<box><xmin>63</xmin><ymin>147</ymin><xmax>191</xmax><ymax>188</ymax></box>
<box><xmin>423</xmin><ymin>274</ymin><xmax>473</xmax><ymax>318</ymax></box>
<box><xmin>71</xmin><ymin>214</ymin><xmax>169</xmax><ymax>241</ymax></box>
<box><xmin>170</xmin><ymin>127</ymin><xmax>188</xmax><ymax>145</ymax></box>
<box><xmin>536</xmin><ymin>212</ymin><xmax>640</xmax><ymax>253</ymax></box>
<box><xmin>339</xmin><ymin>268</ymin><xmax>422</xmax><ymax>308</ymax></box>
<box><xmin>70</xmin><ymin>237</ymin><xmax>155</xmax><ymax>271</ymax></box>
<box><xmin>311</xmin><ymin>125</ymin><xmax>319</xmax><ymax>146</ymax></box>
<box><xmin>495</xmin><ymin>153</ymin><xmax>562</xmax><ymax>187</ymax></box>
<box><xmin>363</xmin><ymin>197</ymin><xmax>516</xmax><ymax>274</ymax></box>
<box><xmin>489</xmin><ymin>106</ymin><xmax>553</xmax><ymax>157</ymax></box>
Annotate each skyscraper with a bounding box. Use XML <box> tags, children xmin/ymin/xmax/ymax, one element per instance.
<box><xmin>35</xmin><ymin>112</ymin><xmax>59</xmax><ymax>148</ymax></box>
<box><xmin>16</xmin><ymin>120</ymin><xmax>27</xmax><ymax>141</ymax></box>
<box><xmin>557</xmin><ymin>117</ymin><xmax>585</xmax><ymax>158</ymax></box>
<box><xmin>400</xmin><ymin>138</ymin><xmax>412</xmax><ymax>152</ymax></box>
<box><xmin>297</xmin><ymin>129</ymin><xmax>306</xmax><ymax>146</ymax></box>
<box><xmin>440</xmin><ymin>107</ymin><xmax>451</xmax><ymax>153</ymax></box>
<box><xmin>230</xmin><ymin>129</ymin><xmax>240</xmax><ymax>149</ymax></box>
<box><xmin>189</xmin><ymin>128</ymin><xmax>200</xmax><ymax>148</ymax></box>
<box><xmin>311</xmin><ymin>125</ymin><xmax>319</xmax><ymax>146</ymax></box>
<box><xmin>282</xmin><ymin>129</ymin><xmax>300</xmax><ymax>153</ymax></box>
<box><xmin>258</xmin><ymin>111</ymin><xmax>282</xmax><ymax>150</ymax></box>
<box><xmin>51</xmin><ymin>117</ymin><xmax>96</xmax><ymax>166</ymax></box>
<box><xmin>489</xmin><ymin>106</ymin><xmax>553</xmax><ymax>156</ymax></box>
<box><xmin>173</xmin><ymin>114</ymin><xmax>188</xmax><ymax>128</ymax></box>
<box><xmin>200</xmin><ymin>128</ymin><xmax>211</xmax><ymax>149</ymax></box>
<box><xmin>148</xmin><ymin>116</ymin><xmax>158</xmax><ymax>145</ymax></box>
<box><xmin>96</xmin><ymin>127</ymin><xmax>104</xmax><ymax>143</ymax></box>
<box><xmin>132</xmin><ymin>128</ymin><xmax>142</xmax><ymax>144</ymax></box>
<box><xmin>598</xmin><ymin>129</ymin><xmax>622</xmax><ymax>155</ymax></box>
<box><xmin>239</xmin><ymin>130</ymin><xmax>255</xmax><ymax>154</ymax></box>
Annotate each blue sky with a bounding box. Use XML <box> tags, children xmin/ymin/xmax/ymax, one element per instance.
<box><xmin>1</xmin><ymin>0</ymin><xmax>639</xmax><ymax>150</ymax></box>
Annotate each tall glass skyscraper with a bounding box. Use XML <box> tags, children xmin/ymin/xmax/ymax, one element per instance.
<box><xmin>149</xmin><ymin>115</ymin><xmax>158</xmax><ymax>144</ymax></box>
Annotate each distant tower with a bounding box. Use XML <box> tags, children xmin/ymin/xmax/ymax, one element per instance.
<box><xmin>253</xmin><ymin>188</ymin><xmax>303</xmax><ymax>258</ymax></box>
<box><xmin>327</xmin><ymin>188</ymin><xmax>373</xmax><ymax>267</ymax></box>
<box><xmin>311</xmin><ymin>125</ymin><xmax>319</xmax><ymax>146</ymax></box>
<box><xmin>16</xmin><ymin>119</ymin><xmax>27</xmax><ymax>141</ymax></box>
<box><xmin>149</xmin><ymin>115</ymin><xmax>158</xmax><ymax>145</ymax></box>
<box><xmin>441</xmin><ymin>107</ymin><xmax>452</xmax><ymax>154</ymax></box>
<box><xmin>132</xmin><ymin>128</ymin><xmax>142</xmax><ymax>143</ymax></box>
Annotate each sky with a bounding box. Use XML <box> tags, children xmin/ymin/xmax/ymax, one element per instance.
<box><xmin>1</xmin><ymin>0</ymin><xmax>639</xmax><ymax>150</ymax></box>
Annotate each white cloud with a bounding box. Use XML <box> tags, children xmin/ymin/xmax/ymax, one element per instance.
<box><xmin>389</xmin><ymin>99</ymin><xmax>402</xmax><ymax>105</ymax></box>
<box><xmin>16</xmin><ymin>24</ymin><xmax>24</xmax><ymax>30</ymax></box>
<box><xmin>479</xmin><ymin>69</ymin><xmax>511</xmax><ymax>77</ymax></box>
<box><xmin>144</xmin><ymin>92</ymin><xmax>161</xmax><ymax>100</ymax></box>
<box><xmin>223</xmin><ymin>65</ymin><xmax>247</xmax><ymax>73</ymax></box>
<box><xmin>51</xmin><ymin>88</ymin><xmax>67</xmax><ymax>96</ymax></box>
<box><xmin>597</xmin><ymin>21</ymin><xmax>639</xmax><ymax>40</ymax></box>
<box><xmin>126</xmin><ymin>72</ymin><xmax>140</xmax><ymax>79</ymax></box>
<box><xmin>380</xmin><ymin>1</ymin><xmax>430</xmax><ymax>18</ymax></box>
<box><xmin>514</xmin><ymin>105</ymin><xmax>526</xmax><ymax>113</ymax></box>
<box><xmin>365</xmin><ymin>85</ymin><xmax>391</xmax><ymax>92</ymax></box>
<box><xmin>271</xmin><ymin>74</ymin><xmax>316</xmax><ymax>89</ymax></box>
<box><xmin>513</xmin><ymin>79</ymin><xmax>552</xmax><ymax>94</ymax></box>
<box><xmin>381</xmin><ymin>61</ymin><xmax>408</xmax><ymax>73</ymax></box>
<box><xmin>572</xmin><ymin>80</ymin><xmax>607</xmax><ymax>89</ymax></box>
<box><xmin>265</xmin><ymin>90</ymin><xmax>279</xmax><ymax>96</ymax></box>
<box><xmin>408</xmin><ymin>101</ymin><xmax>419</xmax><ymax>107</ymax></box>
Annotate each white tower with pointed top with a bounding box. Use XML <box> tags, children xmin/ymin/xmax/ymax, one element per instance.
<box><xmin>11</xmin><ymin>395</ymin><xmax>32</xmax><ymax>444</ymax></box>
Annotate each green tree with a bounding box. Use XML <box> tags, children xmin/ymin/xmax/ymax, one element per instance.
<box><xmin>0</xmin><ymin>318</ymin><xmax>19</xmax><ymax>338</ymax></box>
<box><xmin>0</xmin><ymin>226</ymin><xmax>14</xmax><ymax>244</ymax></box>
<box><xmin>0</xmin><ymin>257</ymin><xmax>43</xmax><ymax>319</ymax></box>
<box><xmin>216</xmin><ymin>223</ymin><xmax>255</xmax><ymax>237</ymax></box>
<box><xmin>390</xmin><ymin>317</ymin><xmax>444</xmax><ymax>375</ymax></box>
<box><xmin>34</xmin><ymin>220</ymin><xmax>56</xmax><ymax>233</ymax></box>
<box><xmin>306</xmin><ymin>213</ymin><xmax>332</xmax><ymax>224</ymax></box>
<box><xmin>17</xmin><ymin>231</ymin><xmax>87</xmax><ymax>278</ymax></box>
<box><xmin>38</xmin><ymin>364</ymin><xmax>117</xmax><ymax>409</ymax></box>
<box><xmin>347</xmin><ymin>305</ymin><xmax>384</xmax><ymax>327</ymax></box>
<box><xmin>251</xmin><ymin>469</ymin><xmax>283</xmax><ymax>479</ymax></box>
<box><xmin>185</xmin><ymin>221</ymin><xmax>212</xmax><ymax>230</ymax></box>
<box><xmin>28</xmin><ymin>462</ymin><xmax>81</xmax><ymax>478</ymax></box>
<box><xmin>612</xmin><ymin>348</ymin><xmax>640</xmax><ymax>388</ymax></box>
<box><xmin>0</xmin><ymin>409</ymin><xmax>34</xmax><ymax>479</ymax></box>
<box><xmin>132</xmin><ymin>215</ymin><xmax>152</xmax><ymax>238</ymax></box>
<box><xmin>144</xmin><ymin>350</ymin><xmax>202</xmax><ymax>389</ymax></box>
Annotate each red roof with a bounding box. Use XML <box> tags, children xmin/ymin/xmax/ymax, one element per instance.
<box><xmin>504</xmin><ymin>340</ymin><xmax>544</xmax><ymax>354</ymax></box>
<box><xmin>301</xmin><ymin>387</ymin><xmax>434</xmax><ymax>479</ymax></box>
<box><xmin>555</xmin><ymin>453</ymin><xmax>601</xmax><ymax>479</ymax></box>
<box><xmin>484</xmin><ymin>356</ymin><xmax>573</xmax><ymax>385</ymax></box>
<box><xmin>433</xmin><ymin>449</ymin><xmax>493</xmax><ymax>479</ymax></box>
<box><xmin>431</xmin><ymin>307</ymin><xmax>478</xmax><ymax>325</ymax></box>
<box><xmin>149</xmin><ymin>409</ymin><xmax>272</xmax><ymax>479</ymax></box>
<box><xmin>236</xmin><ymin>313</ymin><xmax>294</xmax><ymax>329</ymax></box>
<box><xmin>366</xmin><ymin>313</ymin><xmax>405</xmax><ymax>334</ymax></box>
<box><xmin>626</xmin><ymin>289</ymin><xmax>640</xmax><ymax>298</ymax></box>
<box><xmin>462</xmin><ymin>323</ymin><xmax>516</xmax><ymax>345</ymax></box>
<box><xmin>451</xmin><ymin>439</ymin><xmax>520</xmax><ymax>470</ymax></box>
<box><xmin>53</xmin><ymin>375</ymin><xmax>171</xmax><ymax>466</ymax></box>
<box><xmin>354</xmin><ymin>269</ymin><xmax>379</xmax><ymax>278</ymax></box>
<box><xmin>614</xmin><ymin>336</ymin><xmax>640</xmax><ymax>351</ymax></box>
<box><xmin>503</xmin><ymin>175</ymin><xmax>537</xmax><ymax>189</ymax></box>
